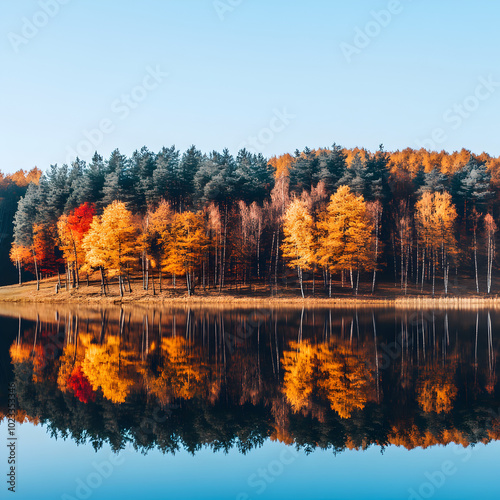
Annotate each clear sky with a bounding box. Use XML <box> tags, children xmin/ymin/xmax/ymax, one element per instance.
<box><xmin>1</xmin><ymin>0</ymin><xmax>499</xmax><ymax>174</ymax></box>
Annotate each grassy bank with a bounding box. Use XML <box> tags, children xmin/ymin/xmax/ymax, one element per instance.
<box><xmin>0</xmin><ymin>273</ymin><xmax>500</xmax><ymax>310</ymax></box>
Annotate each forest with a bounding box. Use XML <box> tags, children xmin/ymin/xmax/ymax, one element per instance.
<box><xmin>3</xmin><ymin>144</ymin><xmax>500</xmax><ymax>297</ymax></box>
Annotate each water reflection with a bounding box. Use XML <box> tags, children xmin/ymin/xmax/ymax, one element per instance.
<box><xmin>1</xmin><ymin>306</ymin><xmax>499</xmax><ymax>455</ymax></box>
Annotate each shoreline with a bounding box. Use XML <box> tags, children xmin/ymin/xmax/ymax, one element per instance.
<box><xmin>1</xmin><ymin>278</ymin><xmax>500</xmax><ymax>310</ymax></box>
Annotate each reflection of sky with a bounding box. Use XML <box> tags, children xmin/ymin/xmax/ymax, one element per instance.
<box><xmin>1</xmin><ymin>422</ymin><xmax>499</xmax><ymax>500</ymax></box>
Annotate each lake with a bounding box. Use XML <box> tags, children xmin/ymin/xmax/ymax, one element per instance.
<box><xmin>0</xmin><ymin>304</ymin><xmax>499</xmax><ymax>499</ymax></box>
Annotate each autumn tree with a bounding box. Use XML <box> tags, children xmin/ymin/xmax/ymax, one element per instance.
<box><xmin>82</xmin><ymin>201</ymin><xmax>139</xmax><ymax>296</ymax></box>
<box><xmin>366</xmin><ymin>200</ymin><xmax>383</xmax><ymax>292</ymax></box>
<box><xmin>484</xmin><ymin>213</ymin><xmax>497</xmax><ymax>294</ymax></box>
<box><xmin>57</xmin><ymin>202</ymin><xmax>95</xmax><ymax>288</ymax></box>
<box><xmin>281</xmin><ymin>198</ymin><xmax>316</xmax><ymax>297</ymax></box>
<box><xmin>317</xmin><ymin>185</ymin><xmax>373</xmax><ymax>295</ymax></box>
<box><xmin>31</xmin><ymin>223</ymin><xmax>60</xmax><ymax>289</ymax></box>
<box><xmin>164</xmin><ymin>211</ymin><xmax>209</xmax><ymax>296</ymax></box>
<box><xmin>143</xmin><ymin>200</ymin><xmax>174</xmax><ymax>292</ymax></box>
<box><xmin>415</xmin><ymin>191</ymin><xmax>457</xmax><ymax>295</ymax></box>
<box><xmin>9</xmin><ymin>244</ymin><xmax>32</xmax><ymax>285</ymax></box>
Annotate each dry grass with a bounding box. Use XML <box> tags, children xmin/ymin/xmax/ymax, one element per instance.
<box><xmin>1</xmin><ymin>273</ymin><xmax>500</xmax><ymax>311</ymax></box>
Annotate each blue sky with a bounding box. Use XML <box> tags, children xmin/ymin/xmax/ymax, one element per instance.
<box><xmin>1</xmin><ymin>0</ymin><xmax>499</xmax><ymax>174</ymax></box>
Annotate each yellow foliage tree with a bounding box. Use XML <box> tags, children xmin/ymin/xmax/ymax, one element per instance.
<box><xmin>9</xmin><ymin>243</ymin><xmax>32</xmax><ymax>285</ymax></box>
<box><xmin>143</xmin><ymin>200</ymin><xmax>174</xmax><ymax>292</ymax></box>
<box><xmin>82</xmin><ymin>201</ymin><xmax>139</xmax><ymax>296</ymax></box>
<box><xmin>317</xmin><ymin>185</ymin><xmax>373</xmax><ymax>294</ymax></box>
<box><xmin>164</xmin><ymin>211</ymin><xmax>209</xmax><ymax>295</ymax></box>
<box><xmin>281</xmin><ymin>198</ymin><xmax>316</xmax><ymax>297</ymax></box>
<box><xmin>415</xmin><ymin>191</ymin><xmax>457</xmax><ymax>295</ymax></box>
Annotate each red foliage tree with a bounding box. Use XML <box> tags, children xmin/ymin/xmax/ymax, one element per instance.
<box><xmin>67</xmin><ymin>202</ymin><xmax>95</xmax><ymax>241</ymax></box>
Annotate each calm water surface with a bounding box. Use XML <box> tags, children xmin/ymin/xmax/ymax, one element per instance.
<box><xmin>0</xmin><ymin>304</ymin><xmax>499</xmax><ymax>499</ymax></box>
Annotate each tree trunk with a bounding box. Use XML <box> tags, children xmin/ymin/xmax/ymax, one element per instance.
<box><xmin>392</xmin><ymin>232</ymin><xmax>397</xmax><ymax>286</ymax></box>
<box><xmin>219</xmin><ymin>206</ymin><xmax>228</xmax><ymax>294</ymax></box>
<box><xmin>432</xmin><ymin>257</ymin><xmax>436</xmax><ymax>298</ymax></box>
<box><xmin>274</xmin><ymin>230</ymin><xmax>279</xmax><ymax>293</ymax></box>
<box><xmin>73</xmin><ymin>241</ymin><xmax>79</xmax><ymax>288</ymax></box>
<box><xmin>257</xmin><ymin>226</ymin><xmax>261</xmax><ymax>280</ymax></box>
<box><xmin>142</xmin><ymin>251</ymin><xmax>146</xmax><ymax>290</ymax></box>
<box><xmin>100</xmin><ymin>267</ymin><xmax>106</xmax><ymax>295</ymax></box>
<box><xmin>474</xmin><ymin>228</ymin><xmax>479</xmax><ymax>293</ymax></box>
<box><xmin>33</xmin><ymin>252</ymin><xmax>39</xmax><ymax>291</ymax></box>
<box><xmin>72</xmin><ymin>261</ymin><xmax>76</xmax><ymax>289</ymax></box>
<box><xmin>298</xmin><ymin>266</ymin><xmax>304</xmax><ymax>298</ymax></box>
<box><xmin>421</xmin><ymin>248</ymin><xmax>425</xmax><ymax>292</ymax></box>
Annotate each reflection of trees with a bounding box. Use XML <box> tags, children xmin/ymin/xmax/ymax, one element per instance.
<box><xmin>139</xmin><ymin>337</ymin><xmax>206</xmax><ymax>405</ymax></box>
<box><xmin>317</xmin><ymin>344</ymin><xmax>373</xmax><ymax>419</ymax></box>
<box><xmin>282</xmin><ymin>342</ymin><xmax>315</xmax><ymax>412</ymax></box>
<box><xmin>82</xmin><ymin>336</ymin><xmax>134</xmax><ymax>404</ymax></box>
<box><xmin>282</xmin><ymin>340</ymin><xmax>374</xmax><ymax>419</ymax></box>
<box><xmin>417</xmin><ymin>366</ymin><xmax>457</xmax><ymax>414</ymax></box>
<box><xmin>4</xmin><ymin>307</ymin><xmax>500</xmax><ymax>456</ymax></box>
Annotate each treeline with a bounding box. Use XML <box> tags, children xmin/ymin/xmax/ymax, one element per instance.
<box><xmin>0</xmin><ymin>168</ymin><xmax>41</xmax><ymax>285</ymax></box>
<box><xmin>6</xmin><ymin>145</ymin><xmax>500</xmax><ymax>296</ymax></box>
